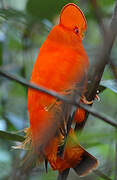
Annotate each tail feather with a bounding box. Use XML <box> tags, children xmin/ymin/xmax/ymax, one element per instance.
<box><xmin>73</xmin><ymin>148</ymin><xmax>99</xmax><ymax>176</ymax></box>
<box><xmin>46</xmin><ymin>128</ymin><xmax>99</xmax><ymax>176</ymax></box>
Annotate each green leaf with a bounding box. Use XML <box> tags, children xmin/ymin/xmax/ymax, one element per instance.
<box><xmin>0</xmin><ymin>130</ymin><xmax>24</xmax><ymax>142</ymax></box>
<box><xmin>0</xmin><ymin>8</ymin><xmax>27</xmax><ymax>20</ymax></box>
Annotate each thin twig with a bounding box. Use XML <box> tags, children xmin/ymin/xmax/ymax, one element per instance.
<box><xmin>57</xmin><ymin>169</ymin><xmax>70</xmax><ymax>180</ymax></box>
<box><xmin>90</xmin><ymin>0</ymin><xmax>106</xmax><ymax>35</ymax></box>
<box><xmin>0</xmin><ymin>69</ymin><xmax>117</xmax><ymax>128</ymax></box>
<box><xmin>94</xmin><ymin>170</ymin><xmax>112</xmax><ymax>180</ymax></box>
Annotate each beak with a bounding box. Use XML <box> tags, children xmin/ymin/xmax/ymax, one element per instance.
<box><xmin>81</xmin><ymin>31</ymin><xmax>85</xmax><ymax>40</ymax></box>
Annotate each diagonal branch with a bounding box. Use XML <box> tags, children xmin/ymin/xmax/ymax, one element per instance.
<box><xmin>94</xmin><ymin>170</ymin><xmax>112</xmax><ymax>180</ymax></box>
<box><xmin>0</xmin><ymin>68</ymin><xmax>117</xmax><ymax>128</ymax></box>
<box><xmin>87</xmin><ymin>0</ymin><xmax>117</xmax><ymax>101</ymax></box>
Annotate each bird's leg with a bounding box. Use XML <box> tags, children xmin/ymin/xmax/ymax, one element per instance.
<box><xmin>81</xmin><ymin>95</ymin><xmax>93</xmax><ymax>104</ymax></box>
<box><xmin>81</xmin><ymin>93</ymin><xmax>100</xmax><ymax>105</ymax></box>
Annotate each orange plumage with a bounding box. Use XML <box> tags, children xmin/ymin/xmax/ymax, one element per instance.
<box><xmin>45</xmin><ymin>128</ymin><xmax>98</xmax><ymax>175</ymax></box>
<box><xmin>27</xmin><ymin>3</ymin><xmax>98</xmax><ymax>176</ymax></box>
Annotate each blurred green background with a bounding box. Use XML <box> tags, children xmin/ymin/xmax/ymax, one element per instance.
<box><xmin>0</xmin><ymin>0</ymin><xmax>117</xmax><ymax>179</ymax></box>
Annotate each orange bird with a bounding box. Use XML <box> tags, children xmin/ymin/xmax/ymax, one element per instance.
<box><xmin>27</xmin><ymin>3</ymin><xmax>98</xmax><ymax>176</ymax></box>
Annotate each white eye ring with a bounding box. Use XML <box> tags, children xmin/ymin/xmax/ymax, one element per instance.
<box><xmin>74</xmin><ymin>27</ymin><xmax>79</xmax><ymax>34</ymax></box>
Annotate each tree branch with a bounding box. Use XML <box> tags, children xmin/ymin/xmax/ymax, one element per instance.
<box><xmin>87</xmin><ymin>0</ymin><xmax>117</xmax><ymax>101</ymax></box>
<box><xmin>82</xmin><ymin>0</ymin><xmax>117</xmax><ymax>130</ymax></box>
<box><xmin>57</xmin><ymin>169</ymin><xmax>70</xmax><ymax>180</ymax></box>
<box><xmin>94</xmin><ymin>170</ymin><xmax>112</xmax><ymax>180</ymax></box>
<box><xmin>0</xmin><ymin>68</ymin><xmax>117</xmax><ymax>128</ymax></box>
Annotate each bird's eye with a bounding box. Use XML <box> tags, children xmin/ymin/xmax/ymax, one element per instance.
<box><xmin>74</xmin><ymin>27</ymin><xmax>79</xmax><ymax>34</ymax></box>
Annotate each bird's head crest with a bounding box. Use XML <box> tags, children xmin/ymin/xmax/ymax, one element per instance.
<box><xmin>60</xmin><ymin>3</ymin><xmax>87</xmax><ymax>39</ymax></box>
